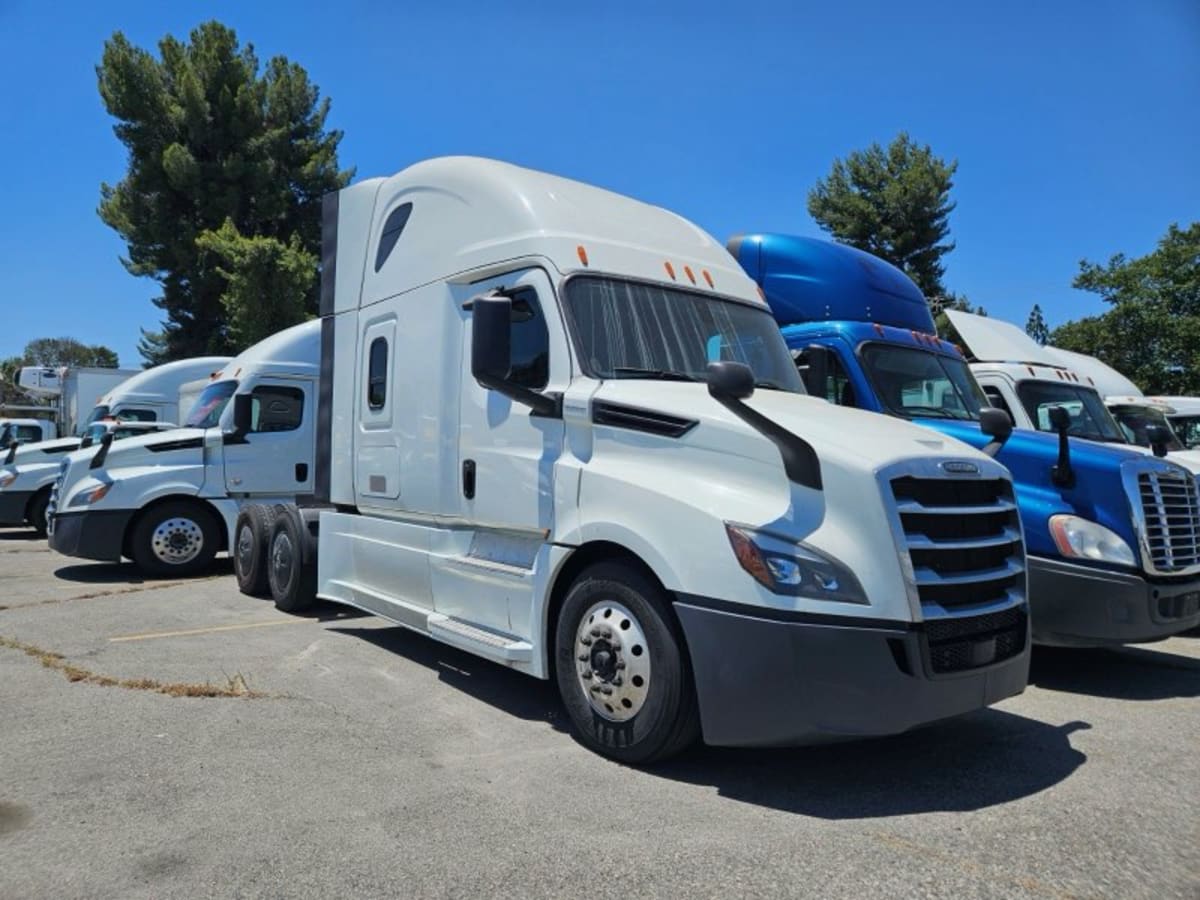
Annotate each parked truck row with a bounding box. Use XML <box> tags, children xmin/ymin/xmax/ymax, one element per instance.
<box><xmin>12</xmin><ymin>157</ymin><xmax>1200</xmax><ymax>763</ymax></box>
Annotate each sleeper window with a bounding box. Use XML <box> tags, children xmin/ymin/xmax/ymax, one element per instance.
<box><xmin>508</xmin><ymin>290</ymin><xmax>550</xmax><ymax>390</ymax></box>
<box><xmin>367</xmin><ymin>338</ymin><xmax>388</xmax><ymax>410</ymax></box>
<box><xmin>250</xmin><ymin>386</ymin><xmax>304</xmax><ymax>433</ymax></box>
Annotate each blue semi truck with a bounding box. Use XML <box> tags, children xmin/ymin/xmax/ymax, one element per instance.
<box><xmin>729</xmin><ymin>233</ymin><xmax>1200</xmax><ymax>646</ymax></box>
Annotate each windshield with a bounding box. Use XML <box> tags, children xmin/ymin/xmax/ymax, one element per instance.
<box><xmin>1109</xmin><ymin>405</ymin><xmax>1184</xmax><ymax>451</ymax></box>
<box><xmin>1170</xmin><ymin>415</ymin><xmax>1200</xmax><ymax>449</ymax></box>
<box><xmin>562</xmin><ymin>276</ymin><xmax>804</xmax><ymax>391</ymax></box>
<box><xmin>1016</xmin><ymin>382</ymin><xmax>1126</xmax><ymax>442</ymax></box>
<box><xmin>860</xmin><ymin>344</ymin><xmax>986</xmax><ymax>420</ymax></box>
<box><xmin>185</xmin><ymin>381</ymin><xmax>237</xmax><ymax>428</ymax></box>
<box><xmin>81</xmin><ymin>404</ymin><xmax>110</xmax><ymax>435</ymax></box>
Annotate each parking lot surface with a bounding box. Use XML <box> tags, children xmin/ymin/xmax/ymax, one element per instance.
<box><xmin>1</xmin><ymin>526</ymin><xmax>1198</xmax><ymax>899</ymax></box>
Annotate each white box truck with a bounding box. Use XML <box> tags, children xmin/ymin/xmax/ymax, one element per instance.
<box><xmin>0</xmin><ymin>357</ymin><xmax>229</xmax><ymax>534</ymax></box>
<box><xmin>48</xmin><ymin>324</ymin><xmax>318</xmax><ymax>573</ymax></box>
<box><xmin>16</xmin><ymin>365</ymin><xmax>140</xmax><ymax>437</ymax></box>
<box><xmin>238</xmin><ymin>157</ymin><xmax>1031</xmax><ymax>762</ymax></box>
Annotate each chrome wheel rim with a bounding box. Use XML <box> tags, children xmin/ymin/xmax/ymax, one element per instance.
<box><xmin>575</xmin><ymin>600</ymin><xmax>651</xmax><ymax>722</ymax></box>
<box><xmin>151</xmin><ymin>517</ymin><xmax>204</xmax><ymax>565</ymax></box>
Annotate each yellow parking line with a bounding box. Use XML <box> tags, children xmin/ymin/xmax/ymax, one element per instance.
<box><xmin>109</xmin><ymin>619</ymin><xmax>312</xmax><ymax>643</ymax></box>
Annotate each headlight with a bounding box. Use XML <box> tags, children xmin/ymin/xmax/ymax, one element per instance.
<box><xmin>69</xmin><ymin>483</ymin><xmax>114</xmax><ymax>507</ymax></box>
<box><xmin>0</xmin><ymin>471</ymin><xmax>15</xmax><ymax>489</ymax></box>
<box><xmin>725</xmin><ymin>523</ymin><xmax>868</xmax><ymax>604</ymax></box>
<box><xmin>1048</xmin><ymin>515</ymin><xmax>1136</xmax><ymax>567</ymax></box>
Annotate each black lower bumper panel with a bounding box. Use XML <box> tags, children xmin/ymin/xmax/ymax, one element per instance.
<box><xmin>674</xmin><ymin>596</ymin><xmax>1030</xmax><ymax>749</ymax></box>
<box><xmin>48</xmin><ymin>509</ymin><xmax>133</xmax><ymax>562</ymax></box>
<box><xmin>1028</xmin><ymin>556</ymin><xmax>1200</xmax><ymax>647</ymax></box>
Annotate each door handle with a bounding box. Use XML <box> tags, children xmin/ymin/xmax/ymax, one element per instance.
<box><xmin>462</xmin><ymin>459</ymin><xmax>476</xmax><ymax>499</ymax></box>
<box><xmin>295</xmin><ymin>463</ymin><xmax>308</xmax><ymax>482</ymax></box>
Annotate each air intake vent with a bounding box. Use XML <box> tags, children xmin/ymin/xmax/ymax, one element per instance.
<box><xmin>592</xmin><ymin>401</ymin><xmax>697</xmax><ymax>438</ymax></box>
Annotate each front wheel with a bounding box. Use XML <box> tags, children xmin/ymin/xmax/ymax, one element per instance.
<box><xmin>129</xmin><ymin>501</ymin><xmax>220</xmax><ymax>577</ymax></box>
<box><xmin>27</xmin><ymin>488</ymin><xmax>50</xmax><ymax>537</ymax></box>
<box><xmin>554</xmin><ymin>561</ymin><xmax>700</xmax><ymax>764</ymax></box>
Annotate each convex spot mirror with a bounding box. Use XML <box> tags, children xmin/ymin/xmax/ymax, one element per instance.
<box><xmin>1048</xmin><ymin>405</ymin><xmax>1072</xmax><ymax>433</ymax></box>
<box><xmin>793</xmin><ymin>345</ymin><xmax>832</xmax><ymax>397</ymax></box>
<box><xmin>1146</xmin><ymin>424</ymin><xmax>1170</xmax><ymax>457</ymax></box>
<box><xmin>706</xmin><ymin>361</ymin><xmax>755</xmax><ymax>401</ymax></box>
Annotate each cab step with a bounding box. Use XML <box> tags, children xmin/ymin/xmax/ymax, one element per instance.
<box><xmin>426</xmin><ymin>613</ymin><xmax>532</xmax><ymax>663</ymax></box>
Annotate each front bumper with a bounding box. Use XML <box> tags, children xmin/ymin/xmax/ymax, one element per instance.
<box><xmin>47</xmin><ymin>509</ymin><xmax>133</xmax><ymax>562</ymax></box>
<box><xmin>0</xmin><ymin>489</ymin><xmax>33</xmax><ymax>526</ymax></box>
<box><xmin>1028</xmin><ymin>556</ymin><xmax>1200</xmax><ymax>647</ymax></box>
<box><xmin>674</xmin><ymin>596</ymin><xmax>1030</xmax><ymax>749</ymax></box>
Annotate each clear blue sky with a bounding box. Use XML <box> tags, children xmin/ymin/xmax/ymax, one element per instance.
<box><xmin>1</xmin><ymin>0</ymin><xmax>1197</xmax><ymax>366</ymax></box>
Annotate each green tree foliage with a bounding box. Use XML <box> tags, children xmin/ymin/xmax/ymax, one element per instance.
<box><xmin>808</xmin><ymin>133</ymin><xmax>958</xmax><ymax>298</ymax></box>
<box><xmin>0</xmin><ymin>340</ymin><xmax>119</xmax><ymax>408</ymax></box>
<box><xmin>1051</xmin><ymin>223</ymin><xmax>1200</xmax><ymax>394</ymax></box>
<box><xmin>1025</xmin><ymin>304</ymin><xmax>1049</xmax><ymax>345</ymax></box>
<box><xmin>196</xmin><ymin>220</ymin><xmax>316</xmax><ymax>348</ymax></box>
<box><xmin>96</xmin><ymin>21</ymin><xmax>352</xmax><ymax>363</ymax></box>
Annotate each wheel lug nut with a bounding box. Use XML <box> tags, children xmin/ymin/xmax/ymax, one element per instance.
<box><xmin>612</xmin><ymin>677</ymin><xmax>623</xmax><ymax>686</ymax></box>
<box><xmin>599</xmin><ymin>685</ymin><xmax>613</xmax><ymax>695</ymax></box>
<box><xmin>590</xmin><ymin>627</ymin><xmax>601</xmax><ymax>637</ymax></box>
<box><xmin>615</xmin><ymin>660</ymin><xmax>625</xmax><ymax>670</ymax></box>
<box><xmin>581</xmin><ymin>669</ymin><xmax>592</xmax><ymax>679</ymax></box>
<box><xmin>580</xmin><ymin>637</ymin><xmax>592</xmax><ymax>646</ymax></box>
<box><xmin>590</xmin><ymin>684</ymin><xmax>601</xmax><ymax>692</ymax></box>
<box><xmin>578</xmin><ymin>653</ymin><xmax>588</xmax><ymax>662</ymax></box>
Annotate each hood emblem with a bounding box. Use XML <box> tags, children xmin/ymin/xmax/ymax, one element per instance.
<box><xmin>940</xmin><ymin>460</ymin><xmax>980</xmax><ymax>476</ymax></box>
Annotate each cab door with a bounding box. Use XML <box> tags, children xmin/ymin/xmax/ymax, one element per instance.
<box><xmin>222</xmin><ymin>379</ymin><xmax>315</xmax><ymax>496</ymax></box>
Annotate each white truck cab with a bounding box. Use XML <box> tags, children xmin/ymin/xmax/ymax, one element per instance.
<box><xmin>947</xmin><ymin>311</ymin><xmax>1200</xmax><ymax>473</ymax></box>
<box><xmin>0</xmin><ymin>418</ymin><xmax>55</xmax><ymax>449</ymax></box>
<box><xmin>1</xmin><ymin>358</ymin><xmax>229</xmax><ymax>534</ymax></box>
<box><xmin>1151</xmin><ymin>396</ymin><xmax>1200</xmax><ymax>450</ymax></box>
<box><xmin>240</xmin><ymin>157</ymin><xmax>1031</xmax><ymax>763</ymax></box>
<box><xmin>48</xmin><ymin>324</ymin><xmax>318</xmax><ymax>575</ymax></box>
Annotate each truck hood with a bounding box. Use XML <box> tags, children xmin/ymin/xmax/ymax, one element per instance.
<box><xmin>85</xmin><ymin>427</ymin><xmax>208</xmax><ymax>470</ymax></box>
<box><xmin>947</xmin><ymin>310</ymin><xmax>1060</xmax><ymax>365</ymax></box>
<box><xmin>594</xmin><ymin>381</ymin><xmax>986</xmax><ymax>472</ymax></box>
<box><xmin>5</xmin><ymin>436</ymin><xmax>83</xmax><ymax>468</ymax></box>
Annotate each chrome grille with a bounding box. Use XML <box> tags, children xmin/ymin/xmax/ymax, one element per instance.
<box><xmin>45</xmin><ymin>457</ymin><xmax>69</xmax><ymax>534</ymax></box>
<box><xmin>1135</xmin><ymin>468</ymin><xmax>1200</xmax><ymax>574</ymax></box>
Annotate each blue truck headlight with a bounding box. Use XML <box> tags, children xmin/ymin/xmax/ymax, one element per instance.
<box><xmin>1048</xmin><ymin>515</ymin><xmax>1136</xmax><ymax>567</ymax></box>
<box><xmin>725</xmin><ymin>523</ymin><xmax>868</xmax><ymax>603</ymax></box>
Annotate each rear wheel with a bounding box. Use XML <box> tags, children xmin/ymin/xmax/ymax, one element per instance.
<box><xmin>267</xmin><ymin>507</ymin><xmax>317</xmax><ymax>614</ymax></box>
<box><xmin>554</xmin><ymin>561</ymin><xmax>700</xmax><ymax>764</ymax></box>
<box><xmin>233</xmin><ymin>504</ymin><xmax>278</xmax><ymax>596</ymax></box>
<box><xmin>129</xmin><ymin>500</ymin><xmax>220</xmax><ymax>577</ymax></box>
<box><xmin>27</xmin><ymin>488</ymin><xmax>50</xmax><ymax>537</ymax></box>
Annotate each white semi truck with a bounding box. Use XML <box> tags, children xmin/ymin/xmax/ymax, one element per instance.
<box><xmin>236</xmin><ymin>157</ymin><xmax>1031</xmax><ymax>762</ymax></box>
<box><xmin>946</xmin><ymin>311</ymin><xmax>1200</xmax><ymax>472</ymax></box>
<box><xmin>15</xmin><ymin>365</ymin><xmax>140</xmax><ymax>437</ymax></box>
<box><xmin>0</xmin><ymin>357</ymin><xmax>229</xmax><ymax>534</ymax></box>
<box><xmin>49</xmin><ymin>323</ymin><xmax>319</xmax><ymax>574</ymax></box>
<box><xmin>0</xmin><ymin>419</ymin><xmax>55</xmax><ymax>449</ymax></box>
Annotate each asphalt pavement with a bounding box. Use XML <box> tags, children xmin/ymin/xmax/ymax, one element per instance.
<box><xmin>1</xmin><ymin>526</ymin><xmax>1197</xmax><ymax>899</ymax></box>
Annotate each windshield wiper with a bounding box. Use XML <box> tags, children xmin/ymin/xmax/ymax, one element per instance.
<box><xmin>610</xmin><ymin>367</ymin><xmax>700</xmax><ymax>382</ymax></box>
<box><xmin>903</xmin><ymin>405</ymin><xmax>960</xmax><ymax>419</ymax></box>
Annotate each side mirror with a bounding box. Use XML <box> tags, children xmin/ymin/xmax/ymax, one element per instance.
<box><xmin>469</xmin><ymin>293</ymin><xmax>560</xmax><ymax>417</ymax></box>
<box><xmin>1146</xmin><ymin>424</ymin><xmax>1170</xmax><ymax>458</ymax></box>
<box><xmin>1048</xmin><ymin>405</ymin><xmax>1075</xmax><ymax>488</ymax></box>
<box><xmin>705</xmin><ymin>361</ymin><xmax>755</xmax><ymax>402</ymax></box>
<box><xmin>224</xmin><ymin>393</ymin><xmax>254</xmax><ymax>444</ymax></box>
<box><xmin>89</xmin><ymin>432</ymin><xmax>114</xmax><ymax>470</ymax></box>
<box><xmin>796</xmin><ymin>345</ymin><xmax>831</xmax><ymax>397</ymax></box>
<box><xmin>471</xmin><ymin>295</ymin><xmax>513</xmax><ymax>385</ymax></box>
<box><xmin>978</xmin><ymin>407</ymin><xmax>1013</xmax><ymax>458</ymax></box>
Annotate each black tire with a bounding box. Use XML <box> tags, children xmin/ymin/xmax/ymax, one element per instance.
<box><xmin>267</xmin><ymin>506</ymin><xmax>317</xmax><ymax>614</ymax></box>
<box><xmin>129</xmin><ymin>500</ymin><xmax>221</xmax><ymax>578</ymax></box>
<box><xmin>554</xmin><ymin>560</ymin><xmax>700</xmax><ymax>764</ymax></box>
<box><xmin>233</xmin><ymin>504</ymin><xmax>278</xmax><ymax>596</ymax></box>
<box><xmin>27</xmin><ymin>488</ymin><xmax>50</xmax><ymax>537</ymax></box>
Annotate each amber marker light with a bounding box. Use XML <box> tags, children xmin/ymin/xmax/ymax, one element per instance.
<box><xmin>577</xmin><ymin>245</ymin><xmax>589</xmax><ymax>267</ymax></box>
<box><xmin>683</xmin><ymin>265</ymin><xmax>696</xmax><ymax>284</ymax></box>
<box><xmin>664</xmin><ymin>261</ymin><xmax>676</xmax><ymax>280</ymax></box>
<box><xmin>702</xmin><ymin>269</ymin><xmax>714</xmax><ymax>288</ymax></box>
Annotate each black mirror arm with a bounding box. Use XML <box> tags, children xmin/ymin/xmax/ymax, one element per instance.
<box><xmin>474</xmin><ymin>373</ymin><xmax>562</xmax><ymax>418</ymax></box>
<box><xmin>1051</xmin><ymin>425</ymin><xmax>1074</xmax><ymax>488</ymax></box>
<box><xmin>3</xmin><ymin>442</ymin><xmax>19</xmax><ymax>465</ymax></box>
<box><xmin>89</xmin><ymin>433</ymin><xmax>114</xmax><ymax>470</ymax></box>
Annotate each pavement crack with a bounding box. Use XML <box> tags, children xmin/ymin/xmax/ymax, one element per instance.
<box><xmin>0</xmin><ymin>576</ymin><xmax>223</xmax><ymax>610</ymax></box>
<box><xmin>0</xmin><ymin>634</ymin><xmax>274</xmax><ymax>699</ymax></box>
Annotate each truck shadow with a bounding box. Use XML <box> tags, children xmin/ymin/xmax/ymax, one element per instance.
<box><xmin>334</xmin><ymin>624</ymin><xmax>1089</xmax><ymax>818</ymax></box>
<box><xmin>0</xmin><ymin>528</ymin><xmax>40</xmax><ymax>542</ymax></box>
<box><xmin>1030</xmin><ymin>644</ymin><xmax>1200</xmax><ymax>700</ymax></box>
<box><xmin>53</xmin><ymin>558</ymin><xmax>234</xmax><ymax>585</ymax></box>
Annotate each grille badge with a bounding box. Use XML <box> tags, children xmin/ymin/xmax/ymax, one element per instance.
<box><xmin>939</xmin><ymin>460</ymin><xmax>980</xmax><ymax>476</ymax></box>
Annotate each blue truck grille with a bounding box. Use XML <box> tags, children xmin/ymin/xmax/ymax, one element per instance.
<box><xmin>1136</xmin><ymin>469</ymin><xmax>1200</xmax><ymax>574</ymax></box>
